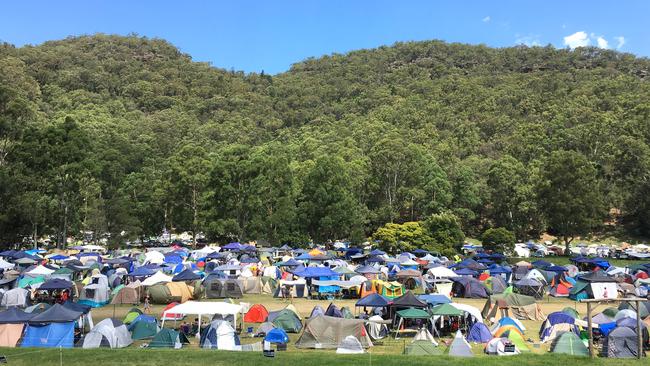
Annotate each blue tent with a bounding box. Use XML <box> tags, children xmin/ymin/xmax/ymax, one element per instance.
<box><xmin>366</xmin><ymin>256</ymin><xmax>385</xmax><ymax>263</ymax></box>
<box><xmin>222</xmin><ymin>242</ymin><xmax>243</xmax><ymax>251</ymax></box>
<box><xmin>0</xmin><ymin>307</ymin><xmax>34</xmax><ymax>323</ymax></box>
<box><xmin>355</xmin><ymin>293</ymin><xmax>389</xmax><ymax>307</ymax></box>
<box><xmin>356</xmin><ymin>265</ymin><xmax>380</xmax><ymax>274</ymax></box>
<box><xmin>532</xmin><ymin>260</ymin><xmax>551</xmax><ymax>268</ymax></box>
<box><xmin>454</xmin><ymin>268</ymin><xmax>479</xmax><ymax>276</ymax></box>
<box><xmin>369</xmin><ymin>249</ymin><xmax>386</xmax><ymax>256</ymax></box>
<box><xmin>276</xmin><ymin>258</ymin><xmax>301</xmax><ymax>267</ymax></box>
<box><xmin>22</xmin><ymin>322</ymin><xmax>75</xmax><ymax>348</ymax></box>
<box><xmin>467</xmin><ymin>322</ymin><xmax>492</xmax><ymax>343</ymax></box>
<box><xmin>129</xmin><ymin>266</ymin><xmax>157</xmax><ymax>277</ymax></box>
<box><xmin>264</xmin><ymin>328</ymin><xmax>289</xmax><ymax>344</ymax></box>
<box><xmin>496</xmin><ymin>317</ymin><xmax>525</xmax><ymax>333</ymax></box>
<box><xmin>39</xmin><ymin>278</ymin><xmax>74</xmax><ymax>291</ymax></box>
<box><xmin>62</xmin><ymin>301</ymin><xmax>91</xmax><ymax>315</ymax></box>
<box><xmin>48</xmin><ymin>254</ymin><xmax>70</xmax><ymax>261</ymax></box>
<box><xmin>418</xmin><ymin>294</ymin><xmax>452</xmax><ymax>306</ymax></box>
<box><xmin>28</xmin><ymin>304</ymin><xmax>82</xmax><ymax>323</ymax></box>
<box><xmin>164</xmin><ymin>253</ymin><xmax>183</xmax><ymax>265</ymax></box>
<box><xmin>172</xmin><ymin>268</ymin><xmax>201</xmax><ymax>282</ymax></box>
<box><xmin>544</xmin><ymin>265</ymin><xmax>568</xmax><ymax>273</ymax></box>
<box><xmin>325</xmin><ymin>303</ymin><xmax>343</xmax><ymax>318</ymax></box>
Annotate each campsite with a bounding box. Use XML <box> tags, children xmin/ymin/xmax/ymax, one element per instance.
<box><xmin>0</xmin><ymin>243</ymin><xmax>648</xmax><ymax>366</ymax></box>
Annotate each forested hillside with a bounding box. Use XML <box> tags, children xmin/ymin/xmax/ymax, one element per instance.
<box><xmin>1</xmin><ymin>34</ymin><xmax>650</xmax><ymax>252</ymax></box>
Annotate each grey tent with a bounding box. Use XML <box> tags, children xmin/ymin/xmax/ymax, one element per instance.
<box><xmin>204</xmin><ymin>278</ymin><xmax>243</xmax><ymax>299</ymax></box>
<box><xmin>448</xmin><ymin>330</ymin><xmax>474</xmax><ymax>357</ymax></box>
<box><xmin>82</xmin><ymin>318</ymin><xmax>132</xmax><ymax>348</ymax></box>
<box><xmin>296</xmin><ymin>315</ymin><xmax>372</xmax><ymax>349</ymax></box>
<box><xmin>1</xmin><ymin>288</ymin><xmax>29</xmax><ymax>307</ymax></box>
<box><xmin>603</xmin><ymin>326</ymin><xmax>643</xmax><ymax>358</ymax></box>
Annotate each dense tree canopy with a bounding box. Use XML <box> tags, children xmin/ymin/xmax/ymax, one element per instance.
<box><xmin>1</xmin><ymin>35</ymin><xmax>649</xmax><ymax>249</ymax></box>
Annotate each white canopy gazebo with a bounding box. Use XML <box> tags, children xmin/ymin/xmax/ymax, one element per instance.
<box><xmin>161</xmin><ymin>301</ymin><xmax>243</xmax><ymax>340</ymax></box>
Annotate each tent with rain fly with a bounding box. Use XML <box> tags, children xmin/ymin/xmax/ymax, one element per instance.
<box><xmin>204</xmin><ymin>278</ymin><xmax>243</xmax><ymax>299</ymax></box>
<box><xmin>128</xmin><ymin>314</ymin><xmax>158</xmax><ymax>340</ymax></box>
<box><xmin>602</xmin><ymin>326</ymin><xmax>642</xmax><ymax>358</ymax></box>
<box><xmin>550</xmin><ymin>331</ymin><xmax>589</xmax><ymax>356</ymax></box>
<box><xmin>123</xmin><ymin>308</ymin><xmax>142</xmax><ymax>324</ymax></box>
<box><xmin>271</xmin><ymin>309</ymin><xmax>302</xmax><ymax>333</ymax></box>
<box><xmin>366</xmin><ymin>315</ymin><xmax>389</xmax><ymax>340</ymax></box>
<box><xmin>296</xmin><ymin>315</ymin><xmax>372</xmax><ymax>349</ymax></box>
<box><xmin>451</xmin><ymin>277</ymin><xmax>489</xmax><ymax>298</ymax></box>
<box><xmin>82</xmin><ymin>318</ymin><xmax>132</xmax><ymax>348</ymax></box>
<box><xmin>199</xmin><ymin>319</ymin><xmax>240</xmax><ymax>350</ymax></box>
<box><xmin>514</xmin><ymin>278</ymin><xmax>545</xmax><ymax>299</ymax></box>
<box><xmin>149</xmin><ymin>328</ymin><xmax>182</xmax><ymax>349</ymax></box>
<box><xmin>111</xmin><ymin>282</ymin><xmax>141</xmax><ymax>305</ymax></box>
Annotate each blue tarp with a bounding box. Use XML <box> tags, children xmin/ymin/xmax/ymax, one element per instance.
<box><xmin>293</xmin><ymin>267</ymin><xmax>340</xmax><ymax>278</ymax></box>
<box><xmin>22</xmin><ymin>322</ymin><xmax>75</xmax><ymax>348</ymax></box>
<box><xmin>129</xmin><ymin>266</ymin><xmax>158</xmax><ymax>277</ymax></box>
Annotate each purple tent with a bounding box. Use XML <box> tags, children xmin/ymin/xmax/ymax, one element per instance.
<box><xmin>467</xmin><ymin>322</ymin><xmax>492</xmax><ymax>343</ymax></box>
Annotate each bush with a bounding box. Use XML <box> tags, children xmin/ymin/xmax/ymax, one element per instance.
<box><xmin>481</xmin><ymin>227</ymin><xmax>515</xmax><ymax>254</ymax></box>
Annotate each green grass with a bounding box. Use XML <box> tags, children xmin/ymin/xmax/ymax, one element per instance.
<box><xmin>506</xmin><ymin>256</ymin><xmax>649</xmax><ymax>267</ymax></box>
<box><xmin>0</xmin><ymin>348</ymin><xmax>646</xmax><ymax>366</ymax></box>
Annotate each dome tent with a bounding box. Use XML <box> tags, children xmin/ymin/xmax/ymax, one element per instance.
<box><xmin>149</xmin><ymin>328</ymin><xmax>182</xmax><ymax>349</ymax></box>
<box><xmin>82</xmin><ymin>318</ymin><xmax>132</xmax><ymax>349</ymax></box>
<box><xmin>199</xmin><ymin>319</ymin><xmax>240</xmax><ymax>350</ymax></box>
<box><xmin>336</xmin><ymin>335</ymin><xmax>364</xmax><ymax>354</ymax></box>
<box><xmin>550</xmin><ymin>331</ymin><xmax>589</xmax><ymax>356</ymax></box>
<box><xmin>467</xmin><ymin>322</ymin><xmax>492</xmax><ymax>343</ymax></box>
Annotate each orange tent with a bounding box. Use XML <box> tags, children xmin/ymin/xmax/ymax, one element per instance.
<box><xmin>244</xmin><ymin>304</ymin><xmax>269</xmax><ymax>323</ymax></box>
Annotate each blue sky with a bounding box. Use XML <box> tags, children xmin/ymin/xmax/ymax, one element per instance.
<box><xmin>1</xmin><ymin>1</ymin><xmax>648</xmax><ymax>74</ymax></box>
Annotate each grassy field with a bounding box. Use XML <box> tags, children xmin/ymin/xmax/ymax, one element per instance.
<box><xmin>1</xmin><ymin>290</ymin><xmax>644</xmax><ymax>364</ymax></box>
<box><xmin>0</xmin><ymin>347</ymin><xmax>647</xmax><ymax>366</ymax></box>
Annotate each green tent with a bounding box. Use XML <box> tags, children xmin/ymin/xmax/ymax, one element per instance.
<box><xmin>562</xmin><ymin>307</ymin><xmax>579</xmax><ymax>319</ymax></box>
<box><xmin>602</xmin><ymin>307</ymin><xmax>619</xmax><ymax>319</ymax></box>
<box><xmin>397</xmin><ymin>308</ymin><xmax>431</xmax><ymax>319</ymax></box>
<box><xmin>550</xmin><ymin>331</ymin><xmax>589</xmax><ymax>356</ymax></box>
<box><xmin>272</xmin><ymin>310</ymin><xmax>302</xmax><ymax>333</ymax></box>
<box><xmin>131</xmin><ymin>320</ymin><xmax>158</xmax><ymax>340</ymax></box>
<box><xmin>504</xmin><ymin>329</ymin><xmax>530</xmax><ymax>352</ymax></box>
<box><xmin>149</xmin><ymin>328</ymin><xmax>181</xmax><ymax>348</ymax></box>
<box><xmin>123</xmin><ymin>307</ymin><xmax>142</xmax><ymax>324</ymax></box>
<box><xmin>430</xmin><ymin>304</ymin><xmax>463</xmax><ymax>317</ymax></box>
<box><xmin>53</xmin><ymin>267</ymin><xmax>73</xmax><ymax>275</ymax></box>
<box><xmin>18</xmin><ymin>275</ymin><xmax>45</xmax><ymax>288</ymax></box>
<box><xmin>405</xmin><ymin>340</ymin><xmax>443</xmax><ymax>355</ymax></box>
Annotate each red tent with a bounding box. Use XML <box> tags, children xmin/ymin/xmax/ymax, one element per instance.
<box><xmin>161</xmin><ymin>302</ymin><xmax>184</xmax><ymax>320</ymax></box>
<box><xmin>244</xmin><ymin>304</ymin><xmax>269</xmax><ymax>323</ymax></box>
<box><xmin>636</xmin><ymin>271</ymin><xmax>649</xmax><ymax>280</ymax></box>
<box><xmin>478</xmin><ymin>273</ymin><xmax>490</xmax><ymax>281</ymax></box>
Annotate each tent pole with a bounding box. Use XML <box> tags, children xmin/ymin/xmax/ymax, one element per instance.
<box><xmin>587</xmin><ymin>302</ymin><xmax>593</xmax><ymax>358</ymax></box>
<box><xmin>636</xmin><ymin>300</ymin><xmax>642</xmax><ymax>359</ymax></box>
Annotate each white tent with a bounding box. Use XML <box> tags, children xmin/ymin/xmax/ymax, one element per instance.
<box><xmin>82</xmin><ymin>318</ymin><xmax>132</xmax><ymax>348</ymax></box>
<box><xmin>141</xmin><ymin>271</ymin><xmax>172</xmax><ymax>287</ymax></box>
<box><xmin>26</xmin><ymin>265</ymin><xmax>54</xmax><ymax>277</ymax></box>
<box><xmin>428</xmin><ymin>267</ymin><xmax>459</xmax><ymax>278</ymax></box>
<box><xmin>144</xmin><ymin>251</ymin><xmax>165</xmax><ymax>264</ymax></box>
<box><xmin>161</xmin><ymin>301</ymin><xmax>242</xmax><ymax>339</ymax></box>
<box><xmin>414</xmin><ymin>327</ymin><xmax>438</xmax><ymax>346</ymax></box>
<box><xmin>367</xmin><ymin>315</ymin><xmax>389</xmax><ymax>340</ymax></box>
<box><xmin>485</xmin><ymin>337</ymin><xmax>520</xmax><ymax>356</ymax></box>
<box><xmin>0</xmin><ymin>259</ymin><xmax>14</xmax><ymax>270</ymax></box>
<box><xmin>450</xmin><ymin>303</ymin><xmax>484</xmax><ymax>323</ymax></box>
<box><xmin>0</xmin><ymin>288</ymin><xmax>29</xmax><ymax>307</ymax></box>
<box><xmin>448</xmin><ymin>330</ymin><xmax>474</xmax><ymax>357</ymax></box>
<box><xmin>336</xmin><ymin>335</ymin><xmax>364</xmax><ymax>354</ymax></box>
<box><xmin>200</xmin><ymin>320</ymin><xmax>239</xmax><ymax>350</ymax></box>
